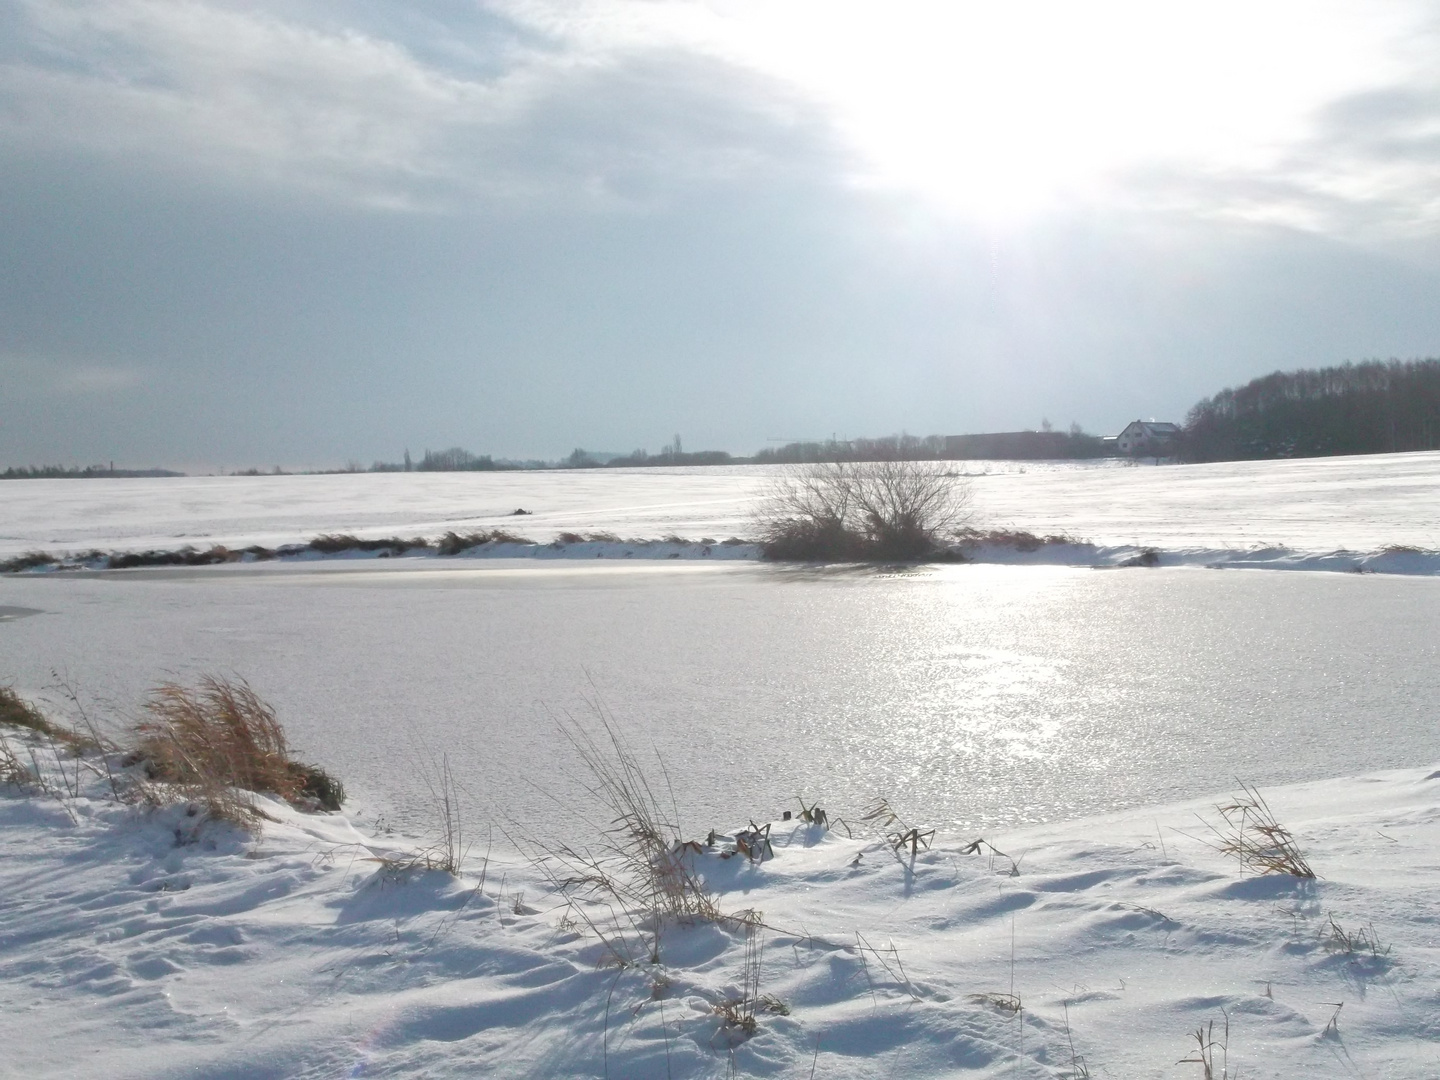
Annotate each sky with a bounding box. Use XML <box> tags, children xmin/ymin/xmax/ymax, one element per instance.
<box><xmin>3</xmin><ymin>1</ymin><xmax>1440</xmax><ymax>470</ymax></box>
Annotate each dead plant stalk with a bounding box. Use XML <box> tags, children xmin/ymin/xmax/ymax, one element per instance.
<box><xmin>1206</xmin><ymin>781</ymin><xmax>1314</xmax><ymax>878</ymax></box>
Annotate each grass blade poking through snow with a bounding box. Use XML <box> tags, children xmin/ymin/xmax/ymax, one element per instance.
<box><xmin>524</xmin><ymin>707</ymin><xmax>721</xmax><ymax>967</ymax></box>
<box><xmin>415</xmin><ymin>753</ymin><xmax>468</xmax><ymax>873</ymax></box>
<box><xmin>1205</xmin><ymin>781</ymin><xmax>1314</xmax><ymax>878</ymax></box>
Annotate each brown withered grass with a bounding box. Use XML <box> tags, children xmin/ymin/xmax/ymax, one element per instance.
<box><xmin>0</xmin><ymin>685</ymin><xmax>96</xmax><ymax>751</ymax></box>
<box><xmin>0</xmin><ymin>733</ymin><xmax>37</xmax><ymax>789</ymax></box>
<box><xmin>1207</xmin><ymin>781</ymin><xmax>1315</xmax><ymax>878</ymax></box>
<box><xmin>135</xmin><ymin>677</ymin><xmax>306</xmax><ymax>823</ymax></box>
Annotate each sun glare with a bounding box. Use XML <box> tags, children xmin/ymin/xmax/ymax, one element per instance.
<box><xmin>709</xmin><ymin>0</ymin><xmax>1417</xmax><ymax>221</ymax></box>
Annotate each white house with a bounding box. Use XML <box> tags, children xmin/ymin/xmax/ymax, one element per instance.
<box><xmin>1115</xmin><ymin>420</ymin><xmax>1180</xmax><ymax>455</ymax></box>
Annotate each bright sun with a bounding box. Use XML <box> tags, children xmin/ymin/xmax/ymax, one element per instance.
<box><xmin>708</xmin><ymin>0</ymin><xmax>1416</xmax><ymax>220</ymax></box>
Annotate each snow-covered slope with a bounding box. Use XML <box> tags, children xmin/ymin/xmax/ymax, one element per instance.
<box><xmin>4</xmin><ymin>734</ymin><xmax>1436</xmax><ymax>1079</ymax></box>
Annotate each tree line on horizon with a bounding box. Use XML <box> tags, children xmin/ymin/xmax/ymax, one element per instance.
<box><xmin>1179</xmin><ymin>358</ymin><xmax>1440</xmax><ymax>462</ymax></box>
<box><xmin>8</xmin><ymin>358</ymin><xmax>1440</xmax><ymax>478</ymax></box>
<box><xmin>0</xmin><ymin>464</ymin><xmax>183</xmax><ymax>480</ymax></box>
<box><xmin>297</xmin><ymin>358</ymin><xmax>1440</xmax><ymax>470</ymax></box>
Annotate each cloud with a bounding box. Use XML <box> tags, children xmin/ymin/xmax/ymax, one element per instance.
<box><xmin>0</xmin><ymin>0</ymin><xmax>844</xmax><ymax>210</ymax></box>
<box><xmin>5</xmin><ymin>0</ymin><xmax>1438</xmax><ymax>242</ymax></box>
<box><xmin>1116</xmin><ymin>79</ymin><xmax>1440</xmax><ymax>241</ymax></box>
<box><xmin>0</xmin><ymin>354</ymin><xmax>144</xmax><ymax>400</ymax></box>
<box><xmin>1099</xmin><ymin>7</ymin><xmax>1440</xmax><ymax>244</ymax></box>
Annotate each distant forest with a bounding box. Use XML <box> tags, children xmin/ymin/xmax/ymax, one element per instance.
<box><xmin>0</xmin><ymin>464</ymin><xmax>182</xmax><ymax>480</ymax></box>
<box><xmin>1181</xmin><ymin>358</ymin><xmax>1440</xmax><ymax>462</ymax></box>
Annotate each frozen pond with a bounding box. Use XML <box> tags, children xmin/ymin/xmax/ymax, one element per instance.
<box><xmin>3</xmin><ymin>560</ymin><xmax>1437</xmax><ymax>841</ymax></box>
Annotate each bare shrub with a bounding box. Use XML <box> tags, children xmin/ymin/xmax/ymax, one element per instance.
<box><xmin>755</xmin><ymin>460</ymin><xmax>970</xmax><ymax>561</ymax></box>
<box><xmin>1205</xmin><ymin>782</ymin><xmax>1314</xmax><ymax>878</ymax></box>
<box><xmin>134</xmin><ymin>676</ymin><xmax>344</xmax><ymax>823</ymax></box>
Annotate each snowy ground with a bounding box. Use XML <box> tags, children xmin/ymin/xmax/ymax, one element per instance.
<box><xmin>4</xmin><ymin>453</ymin><xmax>1439</xmax><ymax>1077</ymax></box>
<box><xmin>2</xmin><ymin>726</ymin><xmax>1436</xmax><ymax>1079</ymax></box>
<box><xmin>2</xmin><ymin>451</ymin><xmax>1439</xmax><ymax>565</ymax></box>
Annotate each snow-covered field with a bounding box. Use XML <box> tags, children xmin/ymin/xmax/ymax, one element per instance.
<box><xmin>3</xmin><ymin>450</ymin><xmax>1439</xmax><ymax>563</ymax></box>
<box><xmin>3</xmin><ymin>732</ymin><xmax>1436</xmax><ymax>1079</ymax></box>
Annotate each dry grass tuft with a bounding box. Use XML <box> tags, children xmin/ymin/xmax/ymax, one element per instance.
<box><xmin>1</xmin><ymin>551</ymin><xmax>57</xmax><ymax>573</ymax></box>
<box><xmin>953</xmin><ymin>528</ymin><xmax>1085</xmax><ymax>553</ymax></box>
<box><xmin>1179</xmin><ymin>1013</ymin><xmax>1233</xmax><ymax>1079</ymax></box>
<box><xmin>436</xmin><ymin>529</ymin><xmax>535</xmax><ymax>555</ymax></box>
<box><xmin>413</xmin><ymin>753</ymin><xmax>467</xmax><ymax>873</ymax></box>
<box><xmin>134</xmin><ymin>676</ymin><xmax>343</xmax><ymax>823</ymax></box>
<box><xmin>1</xmin><ymin>685</ymin><xmax>60</xmax><ymax>736</ymax></box>
<box><xmin>0</xmin><ymin>733</ymin><xmax>38</xmax><ymax>789</ymax></box>
<box><xmin>527</xmin><ymin>711</ymin><xmax>722</xmax><ymax>967</ymax></box>
<box><xmin>862</xmin><ymin>797</ymin><xmax>934</xmax><ymax>855</ymax></box>
<box><xmin>0</xmin><ymin>686</ymin><xmax>96</xmax><ymax>751</ymax></box>
<box><xmin>308</xmin><ymin>534</ymin><xmax>426</xmax><ymax>555</ymax></box>
<box><xmin>1320</xmin><ymin>914</ymin><xmax>1389</xmax><ymax>958</ymax></box>
<box><xmin>106</xmin><ymin>546</ymin><xmax>233</xmax><ymax>569</ymax></box>
<box><xmin>713</xmin><ymin>916</ymin><xmax>768</xmax><ymax>1039</ymax></box>
<box><xmin>558</xmin><ymin>715</ymin><xmax>719</xmax><ymax>920</ymax></box>
<box><xmin>967</xmin><ymin>992</ymin><xmax>1022</xmax><ymax>1014</ymax></box>
<box><xmin>794</xmin><ymin>797</ymin><xmax>829</xmax><ymax>828</ymax></box>
<box><xmin>1205</xmin><ymin>782</ymin><xmax>1314</xmax><ymax>878</ymax></box>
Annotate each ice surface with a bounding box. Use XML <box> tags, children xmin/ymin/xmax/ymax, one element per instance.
<box><xmin>4</xmin><ymin>562</ymin><xmax>1438</xmax><ymax>840</ymax></box>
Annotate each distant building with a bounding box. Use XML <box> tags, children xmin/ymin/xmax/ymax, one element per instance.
<box><xmin>1115</xmin><ymin>420</ymin><xmax>1181</xmax><ymax>455</ymax></box>
<box><xmin>943</xmin><ymin>430</ymin><xmax>1107</xmax><ymax>460</ymax></box>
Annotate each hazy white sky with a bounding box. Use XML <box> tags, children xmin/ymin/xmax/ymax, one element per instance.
<box><xmin>3</xmin><ymin>1</ymin><xmax>1440</xmax><ymax>467</ymax></box>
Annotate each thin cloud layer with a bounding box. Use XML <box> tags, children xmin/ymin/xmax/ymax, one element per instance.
<box><xmin>9</xmin><ymin>0</ymin><xmax>1435</xmax><ymax>232</ymax></box>
<box><xmin>1</xmin><ymin>1</ymin><xmax>1438</xmax><ymax>467</ymax></box>
<box><xmin>0</xmin><ymin>354</ymin><xmax>145</xmax><ymax>401</ymax></box>
<box><xmin>1</xmin><ymin>0</ymin><xmax>845</xmax><ymax>209</ymax></box>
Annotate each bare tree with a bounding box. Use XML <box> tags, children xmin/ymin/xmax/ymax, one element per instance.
<box><xmin>755</xmin><ymin>460</ymin><xmax>970</xmax><ymax>560</ymax></box>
